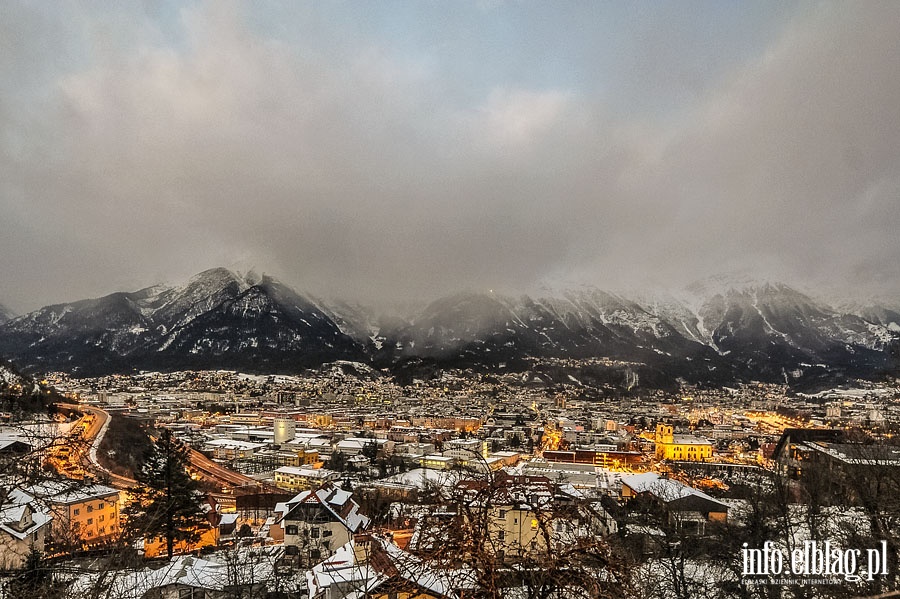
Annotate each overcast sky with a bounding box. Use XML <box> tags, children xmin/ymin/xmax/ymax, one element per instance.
<box><xmin>2</xmin><ymin>1</ymin><xmax>900</xmax><ymax>312</ymax></box>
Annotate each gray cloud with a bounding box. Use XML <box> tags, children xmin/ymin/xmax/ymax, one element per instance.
<box><xmin>2</xmin><ymin>1</ymin><xmax>900</xmax><ymax>312</ymax></box>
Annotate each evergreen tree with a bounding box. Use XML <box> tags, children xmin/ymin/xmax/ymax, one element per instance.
<box><xmin>126</xmin><ymin>429</ymin><xmax>207</xmax><ymax>558</ymax></box>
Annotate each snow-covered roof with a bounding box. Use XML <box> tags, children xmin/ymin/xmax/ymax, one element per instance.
<box><xmin>376</xmin><ymin>468</ymin><xmax>462</xmax><ymax>489</ymax></box>
<box><xmin>69</xmin><ymin>549</ymin><xmax>293</xmax><ymax>599</ymax></box>
<box><xmin>26</xmin><ymin>481</ymin><xmax>120</xmax><ymax>504</ymax></box>
<box><xmin>670</xmin><ymin>434</ymin><xmax>713</xmax><ymax>446</ymax></box>
<box><xmin>307</xmin><ymin>536</ymin><xmax>469</xmax><ymax>599</ymax></box>
<box><xmin>307</xmin><ymin>541</ymin><xmax>383</xmax><ymax>599</ymax></box>
<box><xmin>621</xmin><ymin>473</ymin><xmax>726</xmax><ymax>508</ymax></box>
<box><xmin>204</xmin><ymin>438</ymin><xmax>266</xmax><ymax>450</ymax></box>
<box><xmin>281</xmin><ymin>485</ymin><xmax>370</xmax><ymax>533</ymax></box>
<box><xmin>275</xmin><ymin>465</ymin><xmax>338</xmax><ymax>478</ymax></box>
<box><xmin>0</xmin><ymin>488</ymin><xmax>52</xmax><ymax>541</ymax></box>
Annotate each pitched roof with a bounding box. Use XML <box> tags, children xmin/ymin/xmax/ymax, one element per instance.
<box><xmin>621</xmin><ymin>473</ymin><xmax>728</xmax><ymax>511</ymax></box>
<box><xmin>280</xmin><ymin>484</ymin><xmax>370</xmax><ymax>532</ymax></box>
<box><xmin>0</xmin><ymin>488</ymin><xmax>52</xmax><ymax>541</ymax></box>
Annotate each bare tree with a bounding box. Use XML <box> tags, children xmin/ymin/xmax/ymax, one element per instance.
<box><xmin>409</xmin><ymin>467</ymin><xmax>629</xmax><ymax>599</ymax></box>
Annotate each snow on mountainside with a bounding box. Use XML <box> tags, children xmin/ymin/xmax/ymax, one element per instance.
<box><xmin>0</xmin><ymin>363</ymin><xmax>21</xmax><ymax>386</ymax></box>
<box><xmin>0</xmin><ymin>269</ymin><xmax>897</xmax><ymax>386</ymax></box>
<box><xmin>0</xmin><ymin>303</ymin><xmax>14</xmax><ymax>324</ymax></box>
<box><xmin>0</xmin><ymin>268</ymin><xmax>365</xmax><ymax>374</ymax></box>
<box><xmin>366</xmin><ymin>277</ymin><xmax>899</xmax><ymax>384</ymax></box>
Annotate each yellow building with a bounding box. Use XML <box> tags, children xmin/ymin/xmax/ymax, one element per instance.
<box><xmin>654</xmin><ymin>424</ymin><xmax>713</xmax><ymax>461</ymax></box>
<box><xmin>27</xmin><ymin>482</ymin><xmax>121</xmax><ymax>547</ymax></box>
<box><xmin>299</xmin><ymin>449</ymin><xmax>320</xmax><ymax>466</ymax></box>
<box><xmin>274</xmin><ymin>466</ymin><xmax>340</xmax><ymax>492</ymax></box>
<box><xmin>143</xmin><ymin>526</ymin><xmax>218</xmax><ymax>558</ymax></box>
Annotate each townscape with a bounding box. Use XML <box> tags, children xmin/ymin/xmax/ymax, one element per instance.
<box><xmin>4</xmin><ymin>1</ymin><xmax>900</xmax><ymax>598</ymax></box>
<box><xmin>0</xmin><ymin>360</ymin><xmax>898</xmax><ymax>598</ymax></box>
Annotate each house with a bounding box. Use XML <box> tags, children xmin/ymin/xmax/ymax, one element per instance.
<box><xmin>771</xmin><ymin>428</ymin><xmax>844</xmax><ymax>478</ymax></box>
<box><xmin>307</xmin><ymin>535</ymin><xmax>462</xmax><ymax>599</ymax></box>
<box><xmin>69</xmin><ymin>549</ymin><xmax>296</xmax><ymax>599</ymax></box>
<box><xmin>275</xmin><ymin>484</ymin><xmax>370</xmax><ymax>566</ymax></box>
<box><xmin>413</xmin><ymin>472</ymin><xmax>616</xmax><ymax>562</ymax></box>
<box><xmin>620</xmin><ymin>472</ymin><xmax>728</xmax><ymax>534</ymax></box>
<box><xmin>0</xmin><ymin>488</ymin><xmax>52</xmax><ymax>570</ymax></box>
<box><xmin>419</xmin><ymin>455</ymin><xmax>455</xmax><ymax>471</ymax></box>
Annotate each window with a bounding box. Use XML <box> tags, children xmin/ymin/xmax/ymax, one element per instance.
<box><xmin>285</xmin><ymin>525</ymin><xmax>298</xmax><ymax>536</ymax></box>
<box><xmin>499</xmin><ymin>509</ymin><xmax>508</xmax><ymax>518</ymax></box>
<box><xmin>87</xmin><ymin>518</ymin><xmax>93</xmax><ymax>525</ymax></box>
<box><xmin>87</xmin><ymin>505</ymin><xmax>93</xmax><ymax>513</ymax></box>
<box><xmin>323</xmin><ymin>529</ymin><xmax>332</xmax><ymax>537</ymax></box>
<box><xmin>99</xmin><ymin>515</ymin><xmax>105</xmax><ymax>522</ymax></box>
<box><xmin>310</xmin><ymin>528</ymin><xmax>320</xmax><ymax>539</ymax></box>
<box><xmin>73</xmin><ymin>509</ymin><xmax>80</xmax><ymax>516</ymax></box>
<box><xmin>309</xmin><ymin>549</ymin><xmax>321</xmax><ymax>560</ymax></box>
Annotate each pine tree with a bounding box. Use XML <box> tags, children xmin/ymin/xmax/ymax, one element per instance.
<box><xmin>126</xmin><ymin>429</ymin><xmax>207</xmax><ymax>558</ymax></box>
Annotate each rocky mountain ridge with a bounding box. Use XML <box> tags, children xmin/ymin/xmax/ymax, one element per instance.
<box><xmin>0</xmin><ymin>268</ymin><xmax>898</xmax><ymax>388</ymax></box>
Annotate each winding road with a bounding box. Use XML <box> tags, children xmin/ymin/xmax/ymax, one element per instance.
<box><xmin>55</xmin><ymin>403</ymin><xmax>281</xmax><ymax>495</ymax></box>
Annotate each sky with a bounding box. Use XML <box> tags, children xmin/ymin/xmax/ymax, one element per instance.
<box><xmin>2</xmin><ymin>1</ymin><xmax>900</xmax><ymax>312</ymax></box>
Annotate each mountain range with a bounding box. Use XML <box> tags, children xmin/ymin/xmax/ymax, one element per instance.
<box><xmin>0</xmin><ymin>267</ymin><xmax>898</xmax><ymax>390</ymax></box>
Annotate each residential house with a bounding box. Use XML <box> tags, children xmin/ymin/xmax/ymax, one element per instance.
<box><xmin>620</xmin><ymin>472</ymin><xmax>728</xmax><ymax>535</ymax></box>
<box><xmin>275</xmin><ymin>485</ymin><xmax>370</xmax><ymax>566</ymax></box>
<box><xmin>0</xmin><ymin>489</ymin><xmax>52</xmax><ymax>570</ymax></box>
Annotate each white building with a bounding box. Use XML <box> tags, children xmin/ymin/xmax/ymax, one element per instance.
<box><xmin>0</xmin><ymin>488</ymin><xmax>52</xmax><ymax>569</ymax></box>
<box><xmin>274</xmin><ymin>485</ymin><xmax>370</xmax><ymax>565</ymax></box>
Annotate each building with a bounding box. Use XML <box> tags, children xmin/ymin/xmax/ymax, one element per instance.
<box><xmin>620</xmin><ymin>472</ymin><xmax>728</xmax><ymax>534</ymax></box>
<box><xmin>307</xmin><ymin>535</ymin><xmax>457</xmax><ymax>599</ymax></box>
<box><xmin>274</xmin><ymin>466</ymin><xmax>340</xmax><ymax>492</ymax></box>
<box><xmin>436</xmin><ymin>473</ymin><xmax>616</xmax><ymax>561</ymax></box>
<box><xmin>275</xmin><ymin>485</ymin><xmax>370</xmax><ymax>566</ymax></box>
<box><xmin>274</xmin><ymin>417</ymin><xmax>297</xmax><ymax>444</ymax></box>
<box><xmin>69</xmin><ymin>551</ymin><xmax>288</xmax><ymax>598</ymax></box>
<box><xmin>203</xmin><ymin>439</ymin><xmax>266</xmax><ymax>460</ymax></box>
<box><xmin>26</xmin><ymin>482</ymin><xmax>121</xmax><ymax>547</ymax></box>
<box><xmin>771</xmin><ymin>428</ymin><xmax>843</xmax><ymax>478</ymax></box>
<box><xmin>0</xmin><ymin>488</ymin><xmax>52</xmax><ymax>570</ymax></box>
<box><xmin>419</xmin><ymin>455</ymin><xmax>455</xmax><ymax>471</ymax></box>
<box><xmin>654</xmin><ymin>424</ymin><xmax>713</xmax><ymax>461</ymax></box>
<box><xmin>142</xmin><ymin>497</ymin><xmax>223</xmax><ymax>559</ymax></box>
<box><xmin>774</xmin><ymin>429</ymin><xmax>900</xmax><ymax>504</ymax></box>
